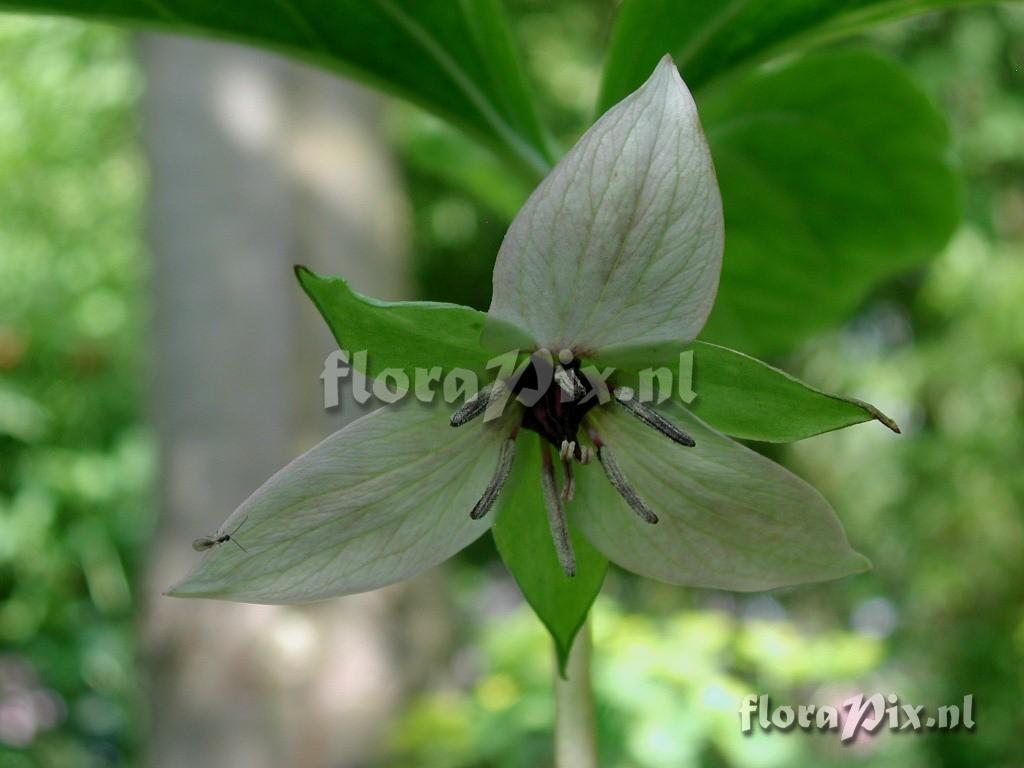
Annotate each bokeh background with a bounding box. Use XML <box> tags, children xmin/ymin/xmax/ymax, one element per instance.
<box><xmin>0</xmin><ymin>2</ymin><xmax>1022</xmax><ymax>766</ymax></box>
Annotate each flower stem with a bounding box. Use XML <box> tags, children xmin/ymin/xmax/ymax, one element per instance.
<box><xmin>554</xmin><ymin>620</ymin><xmax>598</xmax><ymax>768</ymax></box>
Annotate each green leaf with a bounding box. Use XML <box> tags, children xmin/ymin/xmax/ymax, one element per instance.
<box><xmin>599</xmin><ymin>341</ymin><xmax>899</xmax><ymax>443</ymax></box>
<box><xmin>168</xmin><ymin>401</ymin><xmax>515</xmax><ymax>603</ymax></box>
<box><xmin>575</xmin><ymin>401</ymin><xmax>870</xmax><ymax>592</ymax></box>
<box><xmin>0</xmin><ymin>0</ymin><xmax>553</xmax><ymax>177</ymax></box>
<box><xmin>699</xmin><ymin>51</ymin><xmax>959</xmax><ymax>355</ymax></box>
<box><xmin>391</xmin><ymin>108</ymin><xmax>531</xmax><ymax>220</ymax></box>
<box><xmin>297</xmin><ymin>265</ymin><xmax>499</xmax><ymax>381</ymax></box>
<box><xmin>598</xmin><ymin>0</ymin><xmax>1005</xmax><ymax>110</ymax></box>
<box><xmin>487</xmin><ymin>57</ymin><xmax>723</xmax><ymax>358</ymax></box>
<box><xmin>492</xmin><ymin>437</ymin><xmax>607</xmax><ymax>676</ymax></box>
<box><xmin>687</xmin><ymin>343</ymin><xmax>899</xmax><ymax>441</ymax></box>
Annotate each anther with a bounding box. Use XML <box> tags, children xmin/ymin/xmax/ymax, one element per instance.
<box><xmin>612</xmin><ymin>387</ymin><xmax>696</xmax><ymax>447</ymax></box>
<box><xmin>597</xmin><ymin>445</ymin><xmax>659</xmax><ymax>524</ymax></box>
<box><xmin>451</xmin><ymin>382</ymin><xmax>503</xmax><ymax>427</ymax></box>
<box><xmin>554</xmin><ymin>366</ymin><xmax>587</xmax><ymax>401</ymax></box>
<box><xmin>541</xmin><ymin>444</ymin><xmax>576</xmax><ymax>576</ymax></box>
<box><xmin>470</xmin><ymin>438</ymin><xmax>517</xmax><ymax>520</ymax></box>
<box><xmin>559</xmin><ymin>439</ymin><xmax>577</xmax><ymax>461</ymax></box>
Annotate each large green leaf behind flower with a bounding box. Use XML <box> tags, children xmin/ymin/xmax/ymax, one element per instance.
<box><xmin>0</xmin><ymin>0</ymin><xmax>554</xmax><ymax>175</ymax></box>
<box><xmin>699</xmin><ymin>51</ymin><xmax>959</xmax><ymax>354</ymax></box>
<box><xmin>597</xmin><ymin>0</ymin><xmax>1009</xmax><ymax>110</ymax></box>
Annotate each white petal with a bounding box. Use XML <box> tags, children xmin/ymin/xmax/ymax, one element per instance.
<box><xmin>488</xmin><ymin>56</ymin><xmax>723</xmax><ymax>356</ymax></box>
<box><xmin>573</xmin><ymin>402</ymin><xmax>869</xmax><ymax>591</ymax></box>
<box><xmin>168</xmin><ymin>403</ymin><xmax>515</xmax><ymax>603</ymax></box>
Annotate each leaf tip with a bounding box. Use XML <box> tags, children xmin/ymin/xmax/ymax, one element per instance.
<box><xmin>555</xmin><ymin>644</ymin><xmax>571</xmax><ymax>680</ymax></box>
<box><xmin>839</xmin><ymin>393</ymin><xmax>902</xmax><ymax>435</ymax></box>
<box><xmin>863</xmin><ymin>402</ymin><xmax>901</xmax><ymax>434</ymax></box>
<box><xmin>850</xmin><ymin>550</ymin><xmax>873</xmax><ymax>575</ymax></box>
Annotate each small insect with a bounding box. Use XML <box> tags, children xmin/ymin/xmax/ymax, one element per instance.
<box><xmin>192</xmin><ymin>516</ymin><xmax>248</xmax><ymax>553</ymax></box>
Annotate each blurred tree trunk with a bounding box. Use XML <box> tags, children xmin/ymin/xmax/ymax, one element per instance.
<box><xmin>137</xmin><ymin>35</ymin><xmax>452</xmax><ymax>768</ymax></box>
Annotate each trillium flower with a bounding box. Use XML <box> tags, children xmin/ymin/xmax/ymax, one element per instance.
<box><xmin>169</xmin><ymin>57</ymin><xmax>896</xmax><ymax>663</ymax></box>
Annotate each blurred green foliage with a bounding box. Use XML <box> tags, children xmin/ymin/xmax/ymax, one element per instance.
<box><xmin>390</xmin><ymin>599</ymin><xmax>888</xmax><ymax>768</ymax></box>
<box><xmin>789</xmin><ymin>11</ymin><xmax>1024</xmax><ymax>763</ymax></box>
<box><xmin>0</xmin><ymin>16</ymin><xmax>151</xmax><ymax>768</ymax></box>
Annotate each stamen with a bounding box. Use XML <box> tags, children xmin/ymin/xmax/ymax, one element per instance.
<box><xmin>561</xmin><ymin>459</ymin><xmax>575</xmax><ymax>502</ymax></box>
<box><xmin>558</xmin><ymin>439</ymin><xmax>577</xmax><ymax>461</ymax></box>
<box><xmin>612</xmin><ymin>387</ymin><xmax>696</xmax><ymax>447</ymax></box>
<box><xmin>451</xmin><ymin>382</ymin><xmax>503</xmax><ymax>427</ymax></box>
<box><xmin>554</xmin><ymin>366</ymin><xmax>587</xmax><ymax>401</ymax></box>
<box><xmin>541</xmin><ymin>444</ymin><xmax>576</xmax><ymax>576</ymax></box>
<box><xmin>597</xmin><ymin>444</ymin><xmax>659</xmax><ymax>524</ymax></box>
<box><xmin>470</xmin><ymin>438</ymin><xmax>517</xmax><ymax>520</ymax></box>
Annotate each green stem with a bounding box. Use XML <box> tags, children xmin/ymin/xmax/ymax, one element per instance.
<box><xmin>554</xmin><ymin>620</ymin><xmax>598</xmax><ymax>768</ymax></box>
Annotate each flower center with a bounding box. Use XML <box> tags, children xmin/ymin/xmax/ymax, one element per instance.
<box><xmin>447</xmin><ymin>348</ymin><xmax>698</xmax><ymax>577</ymax></box>
<box><xmin>513</xmin><ymin>352</ymin><xmax>598</xmax><ymax>462</ymax></box>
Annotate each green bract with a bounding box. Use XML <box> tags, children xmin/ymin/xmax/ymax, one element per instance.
<box><xmin>169</xmin><ymin>58</ymin><xmax>893</xmax><ymax>669</ymax></box>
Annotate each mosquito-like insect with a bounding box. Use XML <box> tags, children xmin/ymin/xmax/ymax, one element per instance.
<box><xmin>192</xmin><ymin>516</ymin><xmax>248</xmax><ymax>553</ymax></box>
